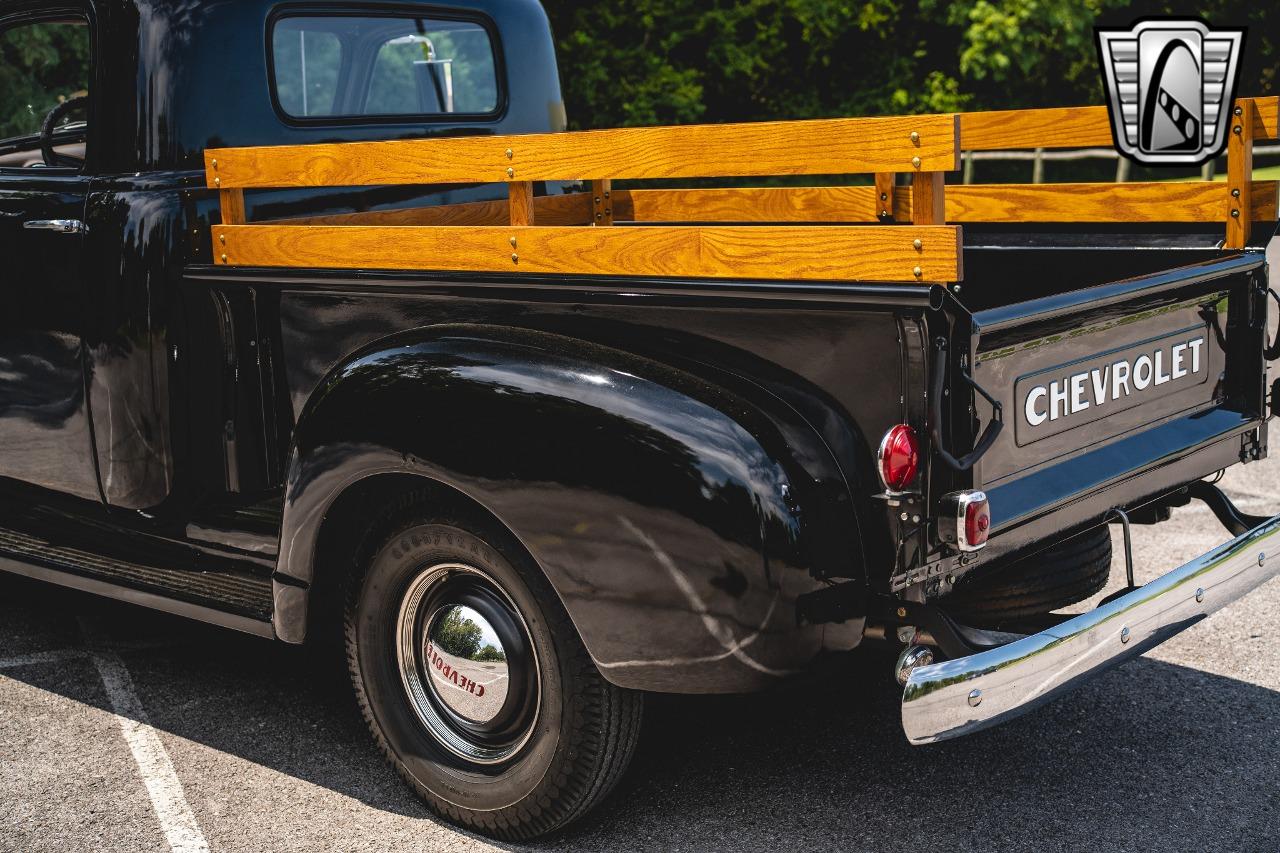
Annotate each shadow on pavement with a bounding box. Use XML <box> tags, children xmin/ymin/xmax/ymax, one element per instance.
<box><xmin>3</xmin><ymin>573</ymin><xmax>1278</xmax><ymax>851</ymax></box>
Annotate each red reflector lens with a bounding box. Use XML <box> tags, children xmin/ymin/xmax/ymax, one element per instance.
<box><xmin>878</xmin><ymin>424</ymin><xmax>919</xmax><ymax>492</ymax></box>
<box><xmin>964</xmin><ymin>497</ymin><xmax>991</xmax><ymax>549</ymax></box>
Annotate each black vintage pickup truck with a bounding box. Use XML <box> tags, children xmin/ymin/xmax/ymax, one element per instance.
<box><xmin>3</xmin><ymin>0</ymin><xmax>1279</xmax><ymax>840</ymax></box>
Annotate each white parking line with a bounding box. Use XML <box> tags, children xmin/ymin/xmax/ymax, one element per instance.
<box><xmin>0</xmin><ymin>635</ymin><xmax>211</xmax><ymax>852</ymax></box>
<box><xmin>87</xmin><ymin>648</ymin><xmax>210</xmax><ymax>853</ymax></box>
<box><xmin>68</xmin><ymin>617</ymin><xmax>211</xmax><ymax>853</ymax></box>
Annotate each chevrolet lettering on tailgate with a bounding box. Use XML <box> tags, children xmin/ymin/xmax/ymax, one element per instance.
<box><xmin>1018</xmin><ymin>329</ymin><xmax>1209</xmax><ymax>441</ymax></box>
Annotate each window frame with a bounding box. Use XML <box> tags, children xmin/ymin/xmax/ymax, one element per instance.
<box><xmin>0</xmin><ymin>7</ymin><xmax>95</xmax><ymax>173</ymax></box>
<box><xmin>265</xmin><ymin>4</ymin><xmax>507</xmax><ymax>127</ymax></box>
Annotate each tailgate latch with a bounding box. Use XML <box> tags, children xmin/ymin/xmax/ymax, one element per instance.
<box><xmin>929</xmin><ymin>338</ymin><xmax>1003</xmax><ymax>471</ymax></box>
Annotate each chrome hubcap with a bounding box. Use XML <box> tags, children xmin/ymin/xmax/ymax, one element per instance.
<box><xmin>396</xmin><ymin>564</ymin><xmax>539</xmax><ymax>764</ymax></box>
<box><xmin>424</xmin><ymin>605</ymin><xmax>510</xmax><ymax>724</ymax></box>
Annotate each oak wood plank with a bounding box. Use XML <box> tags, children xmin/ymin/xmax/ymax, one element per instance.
<box><xmin>874</xmin><ymin>173</ymin><xmax>896</xmax><ymax>221</ymax></box>
<box><xmin>1248</xmin><ymin>96</ymin><xmax>1279</xmax><ymax>140</ymax></box>
<box><xmin>284</xmin><ymin>194</ymin><xmax>592</xmax><ymax>227</ymax></box>
<box><xmin>617</xmin><ymin>186</ymin><xmax>916</xmax><ymax>223</ymax></box>
<box><xmin>945</xmin><ymin>181</ymin><xmax>1279</xmax><ymax>223</ymax></box>
<box><xmin>618</xmin><ymin>186</ymin><xmax>881</xmax><ymax>222</ymax></box>
<box><xmin>591</xmin><ymin>179</ymin><xmax>613</xmax><ymax>225</ymax></box>
<box><xmin>508</xmin><ymin>181</ymin><xmax>535</xmax><ymax>226</ymax></box>
<box><xmin>1227</xmin><ymin>100</ymin><xmax>1254</xmax><ymax>249</ymax></box>
<box><xmin>618</xmin><ymin>183</ymin><xmax>1279</xmax><ymax>224</ymax></box>
<box><xmin>219</xmin><ymin>189</ymin><xmax>246</xmax><ymax>225</ymax></box>
<box><xmin>912</xmin><ymin>172</ymin><xmax>945</xmax><ymax>225</ymax></box>
<box><xmin>960</xmin><ymin>106</ymin><xmax>1113</xmax><ymax>151</ymax></box>
<box><xmin>204</xmin><ymin>114</ymin><xmax>960</xmax><ymax>188</ymax></box>
<box><xmin>214</xmin><ymin>224</ymin><xmax>961</xmax><ymax>283</ymax></box>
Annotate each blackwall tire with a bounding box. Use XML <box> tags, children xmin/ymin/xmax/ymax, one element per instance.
<box><xmin>943</xmin><ymin>525</ymin><xmax>1112</xmax><ymax>626</ymax></box>
<box><xmin>344</xmin><ymin>509</ymin><xmax>643</xmax><ymax>840</ymax></box>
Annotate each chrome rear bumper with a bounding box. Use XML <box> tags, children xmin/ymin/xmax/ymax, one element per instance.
<box><xmin>902</xmin><ymin>512</ymin><xmax>1280</xmax><ymax>745</ymax></box>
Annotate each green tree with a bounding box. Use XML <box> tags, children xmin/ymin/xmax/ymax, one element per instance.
<box><xmin>544</xmin><ymin>0</ymin><xmax>970</xmax><ymax>129</ymax></box>
<box><xmin>542</xmin><ymin>0</ymin><xmax>1276</xmax><ymax>130</ymax></box>
<box><xmin>475</xmin><ymin>644</ymin><xmax>507</xmax><ymax>663</ymax></box>
<box><xmin>0</xmin><ymin>21</ymin><xmax>90</xmax><ymax>140</ymax></box>
<box><xmin>433</xmin><ymin>608</ymin><xmax>483</xmax><ymax>658</ymax></box>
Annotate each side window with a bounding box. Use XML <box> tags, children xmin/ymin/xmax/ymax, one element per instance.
<box><xmin>271</xmin><ymin>14</ymin><xmax>499</xmax><ymax>120</ymax></box>
<box><xmin>0</xmin><ymin>18</ymin><xmax>91</xmax><ymax>167</ymax></box>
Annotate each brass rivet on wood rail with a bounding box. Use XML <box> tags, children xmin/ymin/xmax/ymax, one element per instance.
<box><xmin>1232</xmin><ymin>188</ymin><xmax>1241</xmax><ymax>198</ymax></box>
<box><xmin>1234</xmin><ymin>106</ymin><xmax>1243</xmax><ymax>116</ymax></box>
<box><xmin>911</xmin><ymin>156</ymin><xmax>922</xmax><ymax>169</ymax></box>
<box><xmin>505</xmin><ymin>148</ymin><xmax>513</xmax><ymax>159</ymax></box>
<box><xmin>506</xmin><ymin>167</ymin><xmax>515</xmax><ymax>178</ymax></box>
<box><xmin>509</xmin><ymin>236</ymin><xmax>517</xmax><ymax>247</ymax></box>
<box><xmin>214</xmin><ymin>177</ymin><xmax>221</xmax><ymax>186</ymax></box>
<box><xmin>910</xmin><ymin>131</ymin><xmax>920</xmax><ymax>144</ymax></box>
<box><xmin>211</xmin><ymin>159</ymin><xmax>217</xmax><ymax>169</ymax></box>
<box><xmin>913</xmin><ymin>239</ymin><xmax>922</xmax><ymax>251</ymax></box>
<box><xmin>218</xmin><ymin>234</ymin><xmax>225</xmax><ymax>244</ymax></box>
<box><xmin>511</xmin><ymin>253</ymin><xmax>519</xmax><ymax>263</ymax></box>
<box><xmin>1231</xmin><ymin>209</ymin><xmax>1240</xmax><ymax>218</ymax></box>
<box><xmin>1233</xmin><ymin>125</ymin><xmax>1242</xmax><ymax>135</ymax></box>
<box><xmin>913</xmin><ymin>266</ymin><xmax>923</xmax><ymax>278</ymax></box>
<box><xmin>220</xmin><ymin>254</ymin><xmax>227</xmax><ymax>263</ymax></box>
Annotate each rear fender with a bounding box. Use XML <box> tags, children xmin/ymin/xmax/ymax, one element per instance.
<box><xmin>276</xmin><ymin>324</ymin><xmax>862</xmax><ymax>691</ymax></box>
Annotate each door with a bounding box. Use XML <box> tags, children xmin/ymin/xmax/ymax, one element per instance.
<box><xmin>0</xmin><ymin>10</ymin><xmax>98</xmax><ymax>501</ymax></box>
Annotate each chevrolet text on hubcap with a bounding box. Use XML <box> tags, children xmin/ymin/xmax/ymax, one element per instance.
<box><xmin>395</xmin><ymin>563</ymin><xmax>540</xmax><ymax>764</ymax></box>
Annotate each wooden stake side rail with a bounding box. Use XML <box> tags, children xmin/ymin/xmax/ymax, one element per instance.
<box><xmin>206</xmin><ymin>96</ymin><xmax>1280</xmax><ymax>282</ymax></box>
<box><xmin>205</xmin><ymin>113</ymin><xmax>960</xmax><ymax>188</ymax></box>
<box><xmin>214</xmin><ymin>224</ymin><xmax>962</xmax><ymax>283</ymax></box>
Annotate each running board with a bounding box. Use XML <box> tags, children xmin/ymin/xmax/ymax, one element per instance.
<box><xmin>0</xmin><ymin>524</ymin><xmax>273</xmax><ymax>624</ymax></box>
<box><xmin>0</xmin><ymin>556</ymin><xmax>274</xmax><ymax>638</ymax></box>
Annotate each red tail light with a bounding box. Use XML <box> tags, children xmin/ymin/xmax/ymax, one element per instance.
<box><xmin>877</xmin><ymin>424</ymin><xmax>920</xmax><ymax>493</ymax></box>
<box><xmin>940</xmin><ymin>490</ymin><xmax>990</xmax><ymax>551</ymax></box>
<box><xmin>964</xmin><ymin>493</ymin><xmax>991</xmax><ymax>550</ymax></box>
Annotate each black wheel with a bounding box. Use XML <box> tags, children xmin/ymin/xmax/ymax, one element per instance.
<box><xmin>942</xmin><ymin>525</ymin><xmax>1112</xmax><ymax>626</ymax></box>
<box><xmin>344</xmin><ymin>503</ymin><xmax>643</xmax><ymax>840</ymax></box>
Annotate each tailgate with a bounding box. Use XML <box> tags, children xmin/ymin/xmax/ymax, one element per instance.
<box><xmin>957</xmin><ymin>255</ymin><xmax>1269</xmax><ymax>548</ymax></box>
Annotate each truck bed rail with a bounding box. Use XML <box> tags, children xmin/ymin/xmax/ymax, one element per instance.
<box><xmin>203</xmin><ymin>97</ymin><xmax>1280</xmax><ymax>284</ymax></box>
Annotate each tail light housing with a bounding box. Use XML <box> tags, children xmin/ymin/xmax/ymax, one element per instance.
<box><xmin>877</xmin><ymin>424</ymin><xmax>920</xmax><ymax>493</ymax></box>
<box><xmin>939</xmin><ymin>490</ymin><xmax>990</xmax><ymax>551</ymax></box>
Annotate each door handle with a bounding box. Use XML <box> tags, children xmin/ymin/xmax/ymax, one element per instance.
<box><xmin>23</xmin><ymin>219</ymin><xmax>87</xmax><ymax>234</ymax></box>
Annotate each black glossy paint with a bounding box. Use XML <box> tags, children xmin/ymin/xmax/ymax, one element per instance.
<box><xmin>0</xmin><ymin>0</ymin><xmax>1273</xmax><ymax>693</ymax></box>
<box><xmin>280</xmin><ymin>324</ymin><xmax>857</xmax><ymax>690</ymax></box>
<box><xmin>0</xmin><ymin>169</ymin><xmax>99</xmax><ymax>500</ymax></box>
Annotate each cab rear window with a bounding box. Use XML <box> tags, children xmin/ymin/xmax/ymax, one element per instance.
<box><xmin>270</xmin><ymin>13</ymin><xmax>499</xmax><ymax>120</ymax></box>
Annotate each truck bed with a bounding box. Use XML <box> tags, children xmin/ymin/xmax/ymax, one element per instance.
<box><xmin>197</xmin><ymin>97</ymin><xmax>1279</xmax><ymax>599</ymax></box>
